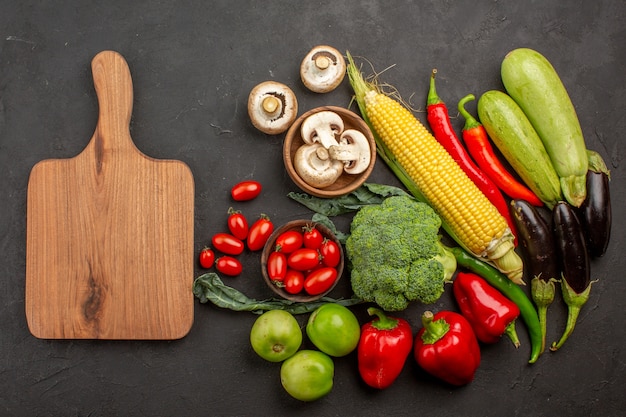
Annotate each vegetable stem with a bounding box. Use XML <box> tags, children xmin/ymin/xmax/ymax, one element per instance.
<box><xmin>420</xmin><ymin>311</ymin><xmax>450</xmax><ymax>345</ymax></box>
<box><xmin>531</xmin><ymin>276</ymin><xmax>557</xmax><ymax>354</ymax></box>
<box><xmin>367</xmin><ymin>307</ymin><xmax>399</xmax><ymax>331</ymax></box>
<box><xmin>550</xmin><ymin>278</ymin><xmax>594</xmax><ymax>351</ymax></box>
<box><xmin>504</xmin><ymin>320</ymin><xmax>521</xmax><ymax>348</ymax></box>
<box><xmin>426</xmin><ymin>69</ymin><xmax>441</xmax><ymax>106</ymax></box>
<box><xmin>457</xmin><ymin>94</ymin><xmax>481</xmax><ymax>131</ymax></box>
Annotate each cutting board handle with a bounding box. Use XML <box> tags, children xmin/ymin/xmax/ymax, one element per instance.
<box><xmin>89</xmin><ymin>50</ymin><xmax>135</xmax><ymax>154</ymax></box>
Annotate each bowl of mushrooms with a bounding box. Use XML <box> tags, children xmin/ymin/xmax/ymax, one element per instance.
<box><xmin>283</xmin><ymin>106</ymin><xmax>376</xmax><ymax>198</ymax></box>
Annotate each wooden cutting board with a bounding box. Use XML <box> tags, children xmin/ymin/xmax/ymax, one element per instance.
<box><xmin>25</xmin><ymin>51</ymin><xmax>195</xmax><ymax>340</ymax></box>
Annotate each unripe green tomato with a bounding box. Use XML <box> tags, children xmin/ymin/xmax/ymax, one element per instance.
<box><xmin>280</xmin><ymin>350</ymin><xmax>334</xmax><ymax>401</ymax></box>
<box><xmin>306</xmin><ymin>303</ymin><xmax>360</xmax><ymax>357</ymax></box>
<box><xmin>249</xmin><ymin>310</ymin><xmax>302</xmax><ymax>362</ymax></box>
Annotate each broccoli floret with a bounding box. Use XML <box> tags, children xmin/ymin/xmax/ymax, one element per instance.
<box><xmin>346</xmin><ymin>195</ymin><xmax>456</xmax><ymax>311</ymax></box>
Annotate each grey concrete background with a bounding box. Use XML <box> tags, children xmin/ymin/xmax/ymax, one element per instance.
<box><xmin>1</xmin><ymin>1</ymin><xmax>624</xmax><ymax>416</ymax></box>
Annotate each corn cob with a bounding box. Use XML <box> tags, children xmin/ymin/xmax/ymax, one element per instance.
<box><xmin>347</xmin><ymin>53</ymin><xmax>523</xmax><ymax>284</ymax></box>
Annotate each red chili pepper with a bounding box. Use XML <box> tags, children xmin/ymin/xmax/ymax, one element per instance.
<box><xmin>414</xmin><ymin>310</ymin><xmax>480</xmax><ymax>386</ymax></box>
<box><xmin>457</xmin><ymin>94</ymin><xmax>543</xmax><ymax>207</ymax></box>
<box><xmin>452</xmin><ymin>271</ymin><xmax>521</xmax><ymax>347</ymax></box>
<box><xmin>426</xmin><ymin>70</ymin><xmax>518</xmax><ymax>244</ymax></box>
<box><xmin>357</xmin><ymin>308</ymin><xmax>413</xmax><ymax>390</ymax></box>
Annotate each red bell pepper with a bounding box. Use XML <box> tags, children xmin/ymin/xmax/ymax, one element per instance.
<box><xmin>357</xmin><ymin>307</ymin><xmax>413</xmax><ymax>389</ymax></box>
<box><xmin>414</xmin><ymin>310</ymin><xmax>480</xmax><ymax>386</ymax></box>
<box><xmin>453</xmin><ymin>271</ymin><xmax>521</xmax><ymax>347</ymax></box>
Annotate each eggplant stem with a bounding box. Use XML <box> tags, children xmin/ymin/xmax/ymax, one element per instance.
<box><xmin>537</xmin><ymin>305</ymin><xmax>548</xmax><ymax>354</ymax></box>
<box><xmin>550</xmin><ymin>278</ymin><xmax>595</xmax><ymax>351</ymax></box>
<box><xmin>550</xmin><ymin>304</ymin><xmax>581</xmax><ymax>351</ymax></box>
<box><xmin>531</xmin><ymin>277</ymin><xmax>557</xmax><ymax>354</ymax></box>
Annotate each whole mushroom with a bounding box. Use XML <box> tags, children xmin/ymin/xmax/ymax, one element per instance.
<box><xmin>300</xmin><ymin>45</ymin><xmax>346</xmax><ymax>93</ymax></box>
<box><xmin>248</xmin><ymin>81</ymin><xmax>298</xmax><ymax>135</ymax></box>
<box><xmin>328</xmin><ymin>129</ymin><xmax>372</xmax><ymax>175</ymax></box>
<box><xmin>293</xmin><ymin>143</ymin><xmax>344</xmax><ymax>188</ymax></box>
<box><xmin>300</xmin><ymin>111</ymin><xmax>344</xmax><ymax>150</ymax></box>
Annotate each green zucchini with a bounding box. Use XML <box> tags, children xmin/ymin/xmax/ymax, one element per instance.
<box><xmin>477</xmin><ymin>90</ymin><xmax>562</xmax><ymax>208</ymax></box>
<box><xmin>501</xmin><ymin>48</ymin><xmax>588</xmax><ymax>207</ymax></box>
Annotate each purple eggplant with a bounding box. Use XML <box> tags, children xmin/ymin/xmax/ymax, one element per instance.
<box><xmin>550</xmin><ymin>201</ymin><xmax>594</xmax><ymax>351</ymax></box>
<box><xmin>578</xmin><ymin>150</ymin><xmax>611</xmax><ymax>257</ymax></box>
<box><xmin>510</xmin><ymin>199</ymin><xmax>558</xmax><ymax>353</ymax></box>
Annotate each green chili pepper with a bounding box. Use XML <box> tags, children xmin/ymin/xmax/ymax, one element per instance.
<box><xmin>449</xmin><ymin>246</ymin><xmax>543</xmax><ymax>364</ymax></box>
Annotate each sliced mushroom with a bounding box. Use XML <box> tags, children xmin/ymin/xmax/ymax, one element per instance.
<box><xmin>300</xmin><ymin>111</ymin><xmax>344</xmax><ymax>149</ymax></box>
<box><xmin>248</xmin><ymin>81</ymin><xmax>298</xmax><ymax>135</ymax></box>
<box><xmin>300</xmin><ymin>45</ymin><xmax>346</xmax><ymax>93</ymax></box>
<box><xmin>293</xmin><ymin>143</ymin><xmax>344</xmax><ymax>188</ymax></box>
<box><xmin>328</xmin><ymin>129</ymin><xmax>372</xmax><ymax>174</ymax></box>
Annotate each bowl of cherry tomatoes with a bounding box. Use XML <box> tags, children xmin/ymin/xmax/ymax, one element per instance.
<box><xmin>261</xmin><ymin>219</ymin><xmax>344</xmax><ymax>302</ymax></box>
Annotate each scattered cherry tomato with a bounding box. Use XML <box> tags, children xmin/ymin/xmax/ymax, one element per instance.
<box><xmin>227</xmin><ymin>208</ymin><xmax>249</xmax><ymax>241</ymax></box>
<box><xmin>275</xmin><ymin>230</ymin><xmax>303</xmax><ymax>253</ymax></box>
<box><xmin>231</xmin><ymin>180</ymin><xmax>262</xmax><ymax>201</ymax></box>
<box><xmin>287</xmin><ymin>248</ymin><xmax>321</xmax><ymax>271</ymax></box>
<box><xmin>303</xmin><ymin>225</ymin><xmax>324</xmax><ymax>249</ymax></box>
<box><xmin>267</xmin><ymin>251</ymin><xmax>288</xmax><ymax>282</ymax></box>
<box><xmin>216</xmin><ymin>256</ymin><xmax>243</xmax><ymax>276</ymax></box>
<box><xmin>319</xmin><ymin>239</ymin><xmax>341</xmax><ymax>268</ymax></box>
<box><xmin>198</xmin><ymin>247</ymin><xmax>215</xmax><ymax>269</ymax></box>
<box><xmin>212</xmin><ymin>232</ymin><xmax>245</xmax><ymax>255</ymax></box>
<box><xmin>284</xmin><ymin>269</ymin><xmax>305</xmax><ymax>294</ymax></box>
<box><xmin>304</xmin><ymin>267</ymin><xmax>338</xmax><ymax>295</ymax></box>
<box><xmin>248</xmin><ymin>214</ymin><xmax>274</xmax><ymax>251</ymax></box>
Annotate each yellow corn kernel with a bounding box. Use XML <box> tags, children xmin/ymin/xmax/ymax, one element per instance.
<box><xmin>363</xmin><ymin>90</ymin><xmax>522</xmax><ymax>283</ymax></box>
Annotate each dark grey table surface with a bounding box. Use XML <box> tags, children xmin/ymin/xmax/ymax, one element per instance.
<box><xmin>2</xmin><ymin>1</ymin><xmax>625</xmax><ymax>416</ymax></box>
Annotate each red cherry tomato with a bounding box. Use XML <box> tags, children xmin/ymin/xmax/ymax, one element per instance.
<box><xmin>216</xmin><ymin>256</ymin><xmax>242</xmax><ymax>276</ymax></box>
<box><xmin>267</xmin><ymin>251</ymin><xmax>287</xmax><ymax>282</ymax></box>
<box><xmin>231</xmin><ymin>180</ymin><xmax>262</xmax><ymax>201</ymax></box>
<box><xmin>247</xmin><ymin>215</ymin><xmax>274</xmax><ymax>251</ymax></box>
<box><xmin>304</xmin><ymin>267</ymin><xmax>338</xmax><ymax>295</ymax></box>
<box><xmin>287</xmin><ymin>248</ymin><xmax>321</xmax><ymax>271</ymax></box>
<box><xmin>227</xmin><ymin>208</ymin><xmax>249</xmax><ymax>241</ymax></box>
<box><xmin>199</xmin><ymin>247</ymin><xmax>215</xmax><ymax>269</ymax></box>
<box><xmin>283</xmin><ymin>269</ymin><xmax>305</xmax><ymax>294</ymax></box>
<box><xmin>275</xmin><ymin>230</ymin><xmax>303</xmax><ymax>253</ymax></box>
<box><xmin>303</xmin><ymin>225</ymin><xmax>324</xmax><ymax>249</ymax></box>
<box><xmin>212</xmin><ymin>232</ymin><xmax>244</xmax><ymax>255</ymax></box>
<box><xmin>320</xmin><ymin>239</ymin><xmax>341</xmax><ymax>268</ymax></box>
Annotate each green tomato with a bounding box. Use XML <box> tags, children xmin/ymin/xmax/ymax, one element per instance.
<box><xmin>280</xmin><ymin>350</ymin><xmax>334</xmax><ymax>401</ymax></box>
<box><xmin>250</xmin><ymin>310</ymin><xmax>302</xmax><ymax>362</ymax></box>
<box><xmin>306</xmin><ymin>303</ymin><xmax>360</xmax><ymax>357</ymax></box>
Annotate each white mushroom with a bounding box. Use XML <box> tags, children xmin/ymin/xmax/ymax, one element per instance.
<box><xmin>293</xmin><ymin>143</ymin><xmax>344</xmax><ymax>188</ymax></box>
<box><xmin>300</xmin><ymin>45</ymin><xmax>346</xmax><ymax>93</ymax></box>
<box><xmin>248</xmin><ymin>81</ymin><xmax>298</xmax><ymax>135</ymax></box>
<box><xmin>300</xmin><ymin>111</ymin><xmax>344</xmax><ymax>149</ymax></box>
<box><xmin>328</xmin><ymin>129</ymin><xmax>372</xmax><ymax>174</ymax></box>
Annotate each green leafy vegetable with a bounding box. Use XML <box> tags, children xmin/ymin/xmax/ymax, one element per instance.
<box><xmin>311</xmin><ymin>213</ymin><xmax>349</xmax><ymax>244</ymax></box>
<box><xmin>288</xmin><ymin>183</ymin><xmax>412</xmax><ymax>216</ymax></box>
<box><xmin>193</xmin><ymin>273</ymin><xmax>363</xmax><ymax>314</ymax></box>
